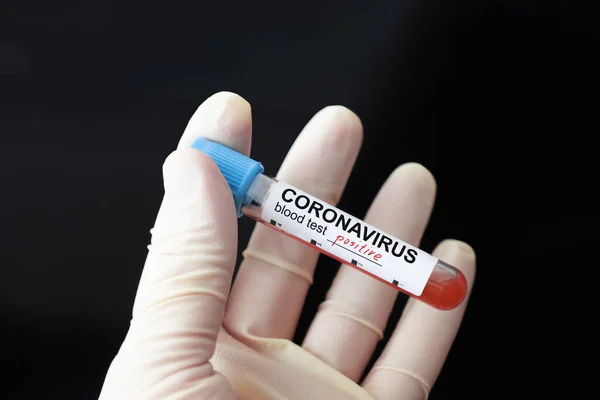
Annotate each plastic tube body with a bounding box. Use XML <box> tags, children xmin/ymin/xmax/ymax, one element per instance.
<box><xmin>242</xmin><ymin>174</ymin><xmax>468</xmax><ymax>310</ymax></box>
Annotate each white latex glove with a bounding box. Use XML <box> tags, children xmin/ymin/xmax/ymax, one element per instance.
<box><xmin>99</xmin><ymin>92</ymin><xmax>476</xmax><ymax>400</ymax></box>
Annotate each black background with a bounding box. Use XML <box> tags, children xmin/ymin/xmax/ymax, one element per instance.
<box><xmin>1</xmin><ymin>1</ymin><xmax>598</xmax><ymax>399</ymax></box>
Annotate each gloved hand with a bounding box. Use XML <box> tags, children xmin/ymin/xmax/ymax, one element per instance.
<box><xmin>99</xmin><ymin>92</ymin><xmax>476</xmax><ymax>400</ymax></box>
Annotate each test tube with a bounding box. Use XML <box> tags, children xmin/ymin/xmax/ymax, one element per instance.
<box><xmin>191</xmin><ymin>137</ymin><xmax>468</xmax><ymax>310</ymax></box>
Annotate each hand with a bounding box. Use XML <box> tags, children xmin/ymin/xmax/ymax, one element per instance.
<box><xmin>99</xmin><ymin>92</ymin><xmax>476</xmax><ymax>400</ymax></box>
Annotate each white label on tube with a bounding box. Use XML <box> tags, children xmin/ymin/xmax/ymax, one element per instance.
<box><xmin>261</xmin><ymin>182</ymin><xmax>438</xmax><ymax>296</ymax></box>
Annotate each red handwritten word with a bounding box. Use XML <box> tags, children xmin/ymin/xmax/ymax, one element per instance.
<box><xmin>332</xmin><ymin>235</ymin><xmax>383</xmax><ymax>261</ymax></box>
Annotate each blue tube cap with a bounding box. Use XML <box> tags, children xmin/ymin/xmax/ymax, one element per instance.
<box><xmin>190</xmin><ymin>137</ymin><xmax>264</xmax><ymax>217</ymax></box>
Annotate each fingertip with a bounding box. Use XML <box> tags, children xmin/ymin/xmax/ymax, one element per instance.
<box><xmin>434</xmin><ymin>239</ymin><xmax>477</xmax><ymax>286</ymax></box>
<box><xmin>287</xmin><ymin>105</ymin><xmax>363</xmax><ymax>177</ymax></box>
<box><xmin>315</xmin><ymin>105</ymin><xmax>364</xmax><ymax>144</ymax></box>
<box><xmin>374</xmin><ymin>163</ymin><xmax>437</xmax><ymax>216</ymax></box>
<box><xmin>157</xmin><ymin>148</ymin><xmax>239</xmax><ymax>256</ymax></box>
<box><xmin>435</xmin><ymin>238</ymin><xmax>476</xmax><ymax>259</ymax></box>
<box><xmin>211</xmin><ymin>90</ymin><xmax>250</xmax><ymax>102</ymax></box>
<box><xmin>392</xmin><ymin>162</ymin><xmax>437</xmax><ymax>196</ymax></box>
<box><xmin>322</xmin><ymin>105</ymin><xmax>363</xmax><ymax>126</ymax></box>
<box><xmin>162</xmin><ymin>148</ymin><xmax>207</xmax><ymax>183</ymax></box>
<box><xmin>178</xmin><ymin>91</ymin><xmax>252</xmax><ymax>155</ymax></box>
<box><xmin>162</xmin><ymin>148</ymin><xmax>231</xmax><ymax>201</ymax></box>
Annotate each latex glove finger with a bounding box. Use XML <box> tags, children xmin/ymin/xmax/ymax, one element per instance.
<box><xmin>100</xmin><ymin>91</ymin><xmax>252</xmax><ymax>399</ymax></box>
<box><xmin>224</xmin><ymin>106</ymin><xmax>363</xmax><ymax>340</ymax></box>
<box><xmin>362</xmin><ymin>240</ymin><xmax>476</xmax><ymax>400</ymax></box>
<box><xmin>99</xmin><ymin>150</ymin><xmax>237</xmax><ymax>400</ymax></box>
<box><xmin>302</xmin><ymin>163</ymin><xmax>437</xmax><ymax>380</ymax></box>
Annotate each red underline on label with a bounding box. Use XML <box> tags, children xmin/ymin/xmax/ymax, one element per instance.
<box><xmin>326</xmin><ymin>239</ymin><xmax>383</xmax><ymax>267</ymax></box>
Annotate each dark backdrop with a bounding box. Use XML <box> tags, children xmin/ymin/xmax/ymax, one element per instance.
<box><xmin>1</xmin><ymin>1</ymin><xmax>597</xmax><ymax>399</ymax></box>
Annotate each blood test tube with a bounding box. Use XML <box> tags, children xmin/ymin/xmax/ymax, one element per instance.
<box><xmin>191</xmin><ymin>137</ymin><xmax>468</xmax><ymax>310</ymax></box>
